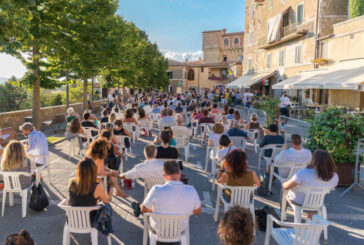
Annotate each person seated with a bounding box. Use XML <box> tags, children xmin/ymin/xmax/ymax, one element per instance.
<box><xmin>119</xmin><ymin>144</ymin><xmax>163</xmax><ymax>181</ymax></box>
<box><xmin>259</xmin><ymin>124</ymin><xmax>284</xmax><ymax>158</ymax></box>
<box><xmin>271</xmin><ymin>134</ymin><xmax>312</xmax><ymax>178</ymax></box>
<box><xmin>133</xmin><ymin>161</ymin><xmax>201</xmax><ymax>231</ymax></box>
<box><xmin>229</xmin><ymin>111</ymin><xmax>244</xmax><ymax>128</ymax></box>
<box><xmin>108</xmin><ymin>112</ymin><xmax>117</xmax><ymax>126</ymax></box>
<box><xmin>19</xmin><ymin>122</ymin><xmax>48</xmax><ymax>166</ymax></box>
<box><xmin>159</xmin><ymin>109</ymin><xmax>176</xmax><ymax>127</ymax></box>
<box><xmin>198</xmin><ymin>108</ymin><xmax>214</xmax><ymax>125</ymax></box>
<box><xmin>151</xmin><ymin>104</ymin><xmax>161</xmax><ymax>114</ymax></box>
<box><xmin>113</xmin><ymin>106</ymin><xmax>123</xmax><ymax>118</ymax></box>
<box><xmin>218</xmin><ymin>206</ymin><xmax>255</xmax><ymax>245</ymax></box>
<box><xmin>100</xmin><ymin>129</ymin><xmax>123</xmax><ymax>159</ymax></box>
<box><xmin>187</xmin><ymin>100</ymin><xmax>195</xmax><ymax>112</ymax></box>
<box><xmin>211</xmin><ymin>103</ymin><xmax>221</xmax><ymax>115</ymax></box>
<box><xmin>1</xmin><ymin>141</ymin><xmax>32</xmax><ymax>190</ymax></box>
<box><xmin>243</xmin><ymin>113</ymin><xmax>260</xmax><ymax>130</ymax></box>
<box><xmin>226</xmin><ymin>108</ymin><xmax>235</xmax><ymax>120</ymax></box>
<box><xmin>155</xmin><ymin>130</ymin><xmax>178</xmax><ymax>159</ymax></box>
<box><xmin>159</xmin><ymin>108</ymin><xmax>168</xmax><ymax>118</ymax></box>
<box><xmin>221</xmin><ymin>104</ymin><xmax>229</xmax><ymax>116</ymax></box>
<box><xmin>81</xmin><ymin>112</ymin><xmax>98</xmax><ymax>129</ymax></box>
<box><xmin>227</xmin><ymin>121</ymin><xmax>248</xmax><ymax>138</ymax></box>
<box><xmin>208</xmin><ymin>123</ymin><xmax>225</xmax><ymax>148</ymax></box>
<box><xmin>100</xmin><ymin>109</ymin><xmax>109</xmax><ymax>123</ymax></box>
<box><xmin>4</xmin><ymin>230</ymin><xmax>36</xmax><ymax>245</ymax></box>
<box><xmin>69</xmin><ymin>158</ymin><xmax>112</xmax><ymax>222</ymax></box>
<box><xmin>87</xmin><ymin>138</ymin><xmax>128</xmax><ymax>198</ymax></box>
<box><xmin>191</xmin><ymin>107</ymin><xmax>204</xmax><ymax>120</ymax></box>
<box><xmin>123</xmin><ymin>109</ymin><xmax>139</xmax><ymax>126</ymax></box>
<box><xmin>216</xmin><ymin>135</ymin><xmax>237</xmax><ymax>162</ymax></box>
<box><xmin>172</xmin><ymin>116</ymin><xmax>191</xmax><ymax>138</ymax></box>
<box><xmin>113</xmin><ymin>120</ymin><xmax>132</xmax><ymax>138</ymax></box>
<box><xmin>65</xmin><ymin>118</ymin><xmax>84</xmax><ymax>152</ymax></box>
<box><xmin>169</xmin><ymin>101</ymin><xmax>176</xmax><ymax>110</ymax></box>
<box><xmin>283</xmin><ymin>149</ymin><xmax>338</xmax><ymax>219</ymax></box>
<box><xmin>66</xmin><ymin>107</ymin><xmax>78</xmax><ymax>123</ymax></box>
<box><xmin>217</xmin><ymin>149</ymin><xmax>260</xmax><ymax>202</ymax></box>
<box><xmin>131</xmin><ymin>103</ymin><xmax>138</xmax><ymax>113</ymax></box>
<box><xmin>154</xmin><ymin>127</ymin><xmax>177</xmax><ymax>146</ymax></box>
<box><xmin>175</xmin><ymin>102</ymin><xmax>183</xmax><ymax>114</ymax></box>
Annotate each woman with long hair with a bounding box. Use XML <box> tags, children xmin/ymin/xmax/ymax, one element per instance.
<box><xmin>66</xmin><ymin>118</ymin><xmax>84</xmax><ymax>152</ymax></box>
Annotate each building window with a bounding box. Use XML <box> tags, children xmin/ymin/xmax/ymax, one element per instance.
<box><xmin>248</xmin><ymin>58</ymin><xmax>252</xmax><ymax>72</ymax></box>
<box><xmin>266</xmin><ymin>53</ymin><xmax>271</xmax><ymax>68</ymax></box>
<box><xmin>201</xmin><ymin>67</ymin><xmax>204</xmax><ymax>72</ymax></box>
<box><xmin>249</xmin><ymin>31</ymin><xmax>253</xmax><ymax>46</ymax></box>
<box><xmin>297</xmin><ymin>3</ymin><xmax>304</xmax><ymax>24</ymax></box>
<box><xmin>167</xmin><ymin>71</ymin><xmax>173</xmax><ymax>79</ymax></box>
<box><xmin>295</xmin><ymin>45</ymin><xmax>302</xmax><ymax>64</ymax></box>
<box><xmin>268</xmin><ymin>0</ymin><xmax>273</xmax><ymax>9</ymax></box>
<box><xmin>283</xmin><ymin>13</ymin><xmax>289</xmax><ymax>27</ymax></box>
<box><xmin>279</xmin><ymin>49</ymin><xmax>285</xmax><ymax>66</ymax></box>
<box><xmin>223</xmin><ymin>56</ymin><xmax>227</xmax><ymax>62</ymax></box>
<box><xmin>234</xmin><ymin>37</ymin><xmax>239</xmax><ymax>45</ymax></box>
<box><xmin>187</xmin><ymin>69</ymin><xmax>195</xmax><ymax>80</ymax></box>
<box><xmin>238</xmin><ymin>56</ymin><xmax>243</xmax><ymax>61</ymax></box>
<box><xmin>224</xmin><ymin>38</ymin><xmax>229</xmax><ymax>47</ymax></box>
<box><xmin>249</xmin><ymin>4</ymin><xmax>254</xmax><ymax>20</ymax></box>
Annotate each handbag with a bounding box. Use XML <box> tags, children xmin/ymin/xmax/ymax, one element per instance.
<box><xmin>255</xmin><ymin>205</ymin><xmax>280</xmax><ymax>232</ymax></box>
<box><xmin>29</xmin><ymin>183</ymin><xmax>49</xmax><ymax>211</ymax></box>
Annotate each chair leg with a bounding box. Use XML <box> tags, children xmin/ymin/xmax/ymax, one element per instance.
<box><xmin>91</xmin><ymin>229</ymin><xmax>98</xmax><ymax>245</ymax></box>
<box><xmin>2</xmin><ymin>191</ymin><xmax>6</xmax><ymax>216</ymax></box>
<box><xmin>322</xmin><ymin>206</ymin><xmax>328</xmax><ymax>240</ymax></box>
<box><xmin>214</xmin><ymin>189</ymin><xmax>221</xmax><ymax>222</ymax></box>
<box><xmin>62</xmin><ymin>225</ymin><xmax>70</xmax><ymax>245</ymax></box>
<box><xmin>268</xmin><ymin>166</ymin><xmax>274</xmax><ymax>192</ymax></box>
<box><xmin>143</xmin><ymin>216</ymin><xmax>148</xmax><ymax>245</ymax></box>
<box><xmin>281</xmin><ymin>195</ymin><xmax>287</xmax><ymax>221</ymax></box>
<box><xmin>204</xmin><ymin>150</ymin><xmax>209</xmax><ymax>172</ymax></box>
<box><xmin>21</xmin><ymin>190</ymin><xmax>28</xmax><ymax>218</ymax></box>
<box><xmin>294</xmin><ymin>206</ymin><xmax>302</xmax><ymax>223</ymax></box>
<box><xmin>107</xmin><ymin>235</ymin><xmax>112</xmax><ymax>245</ymax></box>
<box><xmin>9</xmin><ymin>192</ymin><xmax>14</xmax><ymax>207</ymax></box>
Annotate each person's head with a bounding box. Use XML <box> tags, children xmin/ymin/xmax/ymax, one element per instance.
<box><xmin>70</xmin><ymin>118</ymin><xmax>81</xmax><ymax>134</ymax></box>
<box><xmin>144</xmin><ymin>144</ymin><xmax>157</xmax><ymax>160</ymax></box>
<box><xmin>203</xmin><ymin>108</ymin><xmax>209</xmax><ymax>117</ymax></box>
<box><xmin>290</xmin><ymin>134</ymin><xmax>302</xmax><ymax>149</ymax></box>
<box><xmin>138</xmin><ymin>108</ymin><xmax>146</xmax><ymax>118</ymax></box>
<box><xmin>228</xmin><ymin>108</ymin><xmax>235</xmax><ymax>115</ymax></box>
<box><xmin>268</xmin><ymin>124</ymin><xmax>279</xmax><ymax>135</ymax></box>
<box><xmin>177</xmin><ymin>115</ymin><xmax>184</xmax><ymax>125</ymax></box>
<box><xmin>168</xmin><ymin>109</ymin><xmax>174</xmax><ymax>116</ymax></box>
<box><xmin>311</xmin><ymin>149</ymin><xmax>336</xmax><ymax>182</ymax></box>
<box><xmin>1</xmin><ymin>140</ymin><xmax>27</xmax><ymax>171</ymax></box>
<box><xmin>102</xmin><ymin>109</ymin><xmax>108</xmax><ymax>117</ymax></box>
<box><xmin>114</xmin><ymin>107</ymin><xmax>119</xmax><ymax>113</ymax></box>
<box><xmin>83</xmin><ymin>112</ymin><xmax>91</xmax><ymax>121</ymax></box>
<box><xmin>87</xmin><ymin>138</ymin><xmax>109</xmax><ymax>160</ymax></box>
<box><xmin>109</xmin><ymin>112</ymin><xmax>116</xmax><ymax>123</ymax></box>
<box><xmin>161</xmin><ymin>109</ymin><xmax>168</xmax><ymax>116</ymax></box>
<box><xmin>114</xmin><ymin>119</ymin><xmax>123</xmax><ymax>129</ymax></box>
<box><xmin>213</xmin><ymin>103</ymin><xmax>218</xmax><ymax>109</ymax></box>
<box><xmin>70</xmin><ymin>158</ymin><xmax>98</xmax><ymax>195</ymax></box>
<box><xmin>19</xmin><ymin>122</ymin><xmax>33</xmax><ymax>136</ymax></box>
<box><xmin>224</xmin><ymin>104</ymin><xmax>229</xmax><ymax>112</ymax></box>
<box><xmin>4</xmin><ymin>230</ymin><xmax>35</xmax><ymax>245</ymax></box>
<box><xmin>218</xmin><ymin>206</ymin><xmax>254</xmax><ymax>245</ymax></box>
<box><xmin>234</xmin><ymin>111</ymin><xmax>241</xmax><ymax>120</ymax></box>
<box><xmin>232</xmin><ymin>120</ymin><xmax>240</xmax><ymax>128</ymax></box>
<box><xmin>250</xmin><ymin>113</ymin><xmax>258</xmax><ymax>122</ymax></box>
<box><xmin>160</xmin><ymin>130</ymin><xmax>172</xmax><ymax>145</ymax></box>
<box><xmin>177</xmin><ymin>102</ymin><xmax>182</xmax><ymax>107</ymax></box>
<box><xmin>67</xmin><ymin>107</ymin><xmax>74</xmax><ymax>116</ymax></box>
<box><xmin>163</xmin><ymin>160</ymin><xmax>181</xmax><ymax>181</ymax></box>
<box><xmin>212</xmin><ymin>123</ymin><xmax>225</xmax><ymax>134</ymax></box>
<box><xmin>219</xmin><ymin>134</ymin><xmax>231</xmax><ymax>147</ymax></box>
<box><xmin>223</xmin><ymin>149</ymin><xmax>248</xmax><ymax>177</ymax></box>
<box><xmin>283</xmin><ymin>91</ymin><xmax>287</xmax><ymax>97</ymax></box>
<box><xmin>100</xmin><ymin>129</ymin><xmax>112</xmax><ymax>141</ymax></box>
<box><xmin>124</xmin><ymin>109</ymin><xmax>134</xmax><ymax>119</ymax></box>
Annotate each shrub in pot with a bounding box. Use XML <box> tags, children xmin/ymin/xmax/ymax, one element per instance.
<box><xmin>305</xmin><ymin>107</ymin><xmax>364</xmax><ymax>186</ymax></box>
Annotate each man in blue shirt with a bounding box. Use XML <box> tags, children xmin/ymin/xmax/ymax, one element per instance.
<box><xmin>227</xmin><ymin>121</ymin><xmax>248</xmax><ymax>138</ymax></box>
<box><xmin>20</xmin><ymin>122</ymin><xmax>48</xmax><ymax>165</ymax></box>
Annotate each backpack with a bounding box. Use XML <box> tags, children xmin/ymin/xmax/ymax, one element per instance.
<box><xmin>29</xmin><ymin>183</ymin><xmax>49</xmax><ymax>211</ymax></box>
<box><xmin>256</xmin><ymin>205</ymin><xmax>281</xmax><ymax>232</ymax></box>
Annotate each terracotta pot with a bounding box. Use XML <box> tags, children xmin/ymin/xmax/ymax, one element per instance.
<box><xmin>336</xmin><ymin>162</ymin><xmax>358</xmax><ymax>187</ymax></box>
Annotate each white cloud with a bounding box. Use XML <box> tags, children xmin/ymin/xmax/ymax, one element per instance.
<box><xmin>0</xmin><ymin>53</ymin><xmax>26</xmax><ymax>79</ymax></box>
<box><xmin>161</xmin><ymin>50</ymin><xmax>203</xmax><ymax>62</ymax></box>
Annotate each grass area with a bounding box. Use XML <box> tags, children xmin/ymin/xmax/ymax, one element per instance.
<box><xmin>47</xmin><ymin>136</ymin><xmax>64</xmax><ymax>144</ymax></box>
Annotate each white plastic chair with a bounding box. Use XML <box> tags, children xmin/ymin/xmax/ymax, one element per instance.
<box><xmin>150</xmin><ymin>113</ymin><xmax>161</xmax><ymax>128</ymax></box>
<box><xmin>230</xmin><ymin>136</ymin><xmax>247</xmax><ymax>151</ymax></box>
<box><xmin>247</xmin><ymin>129</ymin><xmax>259</xmax><ymax>153</ymax></box>
<box><xmin>204</xmin><ymin>146</ymin><xmax>217</xmax><ymax>172</ymax></box>
<box><xmin>123</xmin><ymin>122</ymin><xmax>139</xmax><ymax>143</ymax></box>
<box><xmin>99</xmin><ymin>122</ymin><xmax>109</xmax><ymax>131</ymax></box>
<box><xmin>191</xmin><ymin>119</ymin><xmax>199</xmax><ymax>138</ymax></box>
<box><xmin>28</xmin><ymin>154</ymin><xmax>52</xmax><ymax>185</ymax></box>
<box><xmin>281</xmin><ymin>186</ymin><xmax>333</xmax><ymax>240</ymax></box>
<box><xmin>268</xmin><ymin>161</ymin><xmax>309</xmax><ymax>192</ymax></box>
<box><xmin>139</xmin><ymin>119</ymin><xmax>151</xmax><ymax>137</ymax></box>
<box><xmin>58</xmin><ymin>199</ymin><xmax>112</xmax><ymax>245</ymax></box>
<box><xmin>159</xmin><ymin>120</ymin><xmax>176</xmax><ymax>130</ymax></box>
<box><xmin>143</xmin><ymin>178</ymin><xmax>165</xmax><ymax>198</ymax></box>
<box><xmin>199</xmin><ymin>123</ymin><xmax>213</xmax><ymax>144</ymax></box>
<box><xmin>258</xmin><ymin>144</ymin><xmax>284</xmax><ymax>172</ymax></box>
<box><xmin>174</xmin><ymin>135</ymin><xmax>190</xmax><ymax>161</ymax></box>
<box><xmin>265</xmin><ymin>214</ymin><xmax>330</xmax><ymax>245</ymax></box>
<box><xmin>115</xmin><ymin>135</ymin><xmax>133</xmax><ymax>157</ymax></box>
<box><xmin>68</xmin><ymin>136</ymin><xmax>84</xmax><ymax>159</ymax></box>
<box><xmin>214</xmin><ymin>184</ymin><xmax>256</xmax><ymax>224</ymax></box>
<box><xmin>1</xmin><ymin>171</ymin><xmax>33</xmax><ymax>218</ymax></box>
<box><xmin>143</xmin><ymin>213</ymin><xmax>190</xmax><ymax>245</ymax></box>
<box><xmin>82</xmin><ymin>127</ymin><xmax>99</xmax><ymax>146</ymax></box>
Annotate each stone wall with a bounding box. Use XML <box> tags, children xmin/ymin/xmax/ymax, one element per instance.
<box><xmin>0</xmin><ymin>100</ymin><xmax>106</xmax><ymax>131</ymax></box>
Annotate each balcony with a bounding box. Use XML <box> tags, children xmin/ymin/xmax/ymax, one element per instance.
<box><xmin>258</xmin><ymin>21</ymin><xmax>314</xmax><ymax>49</ymax></box>
<box><xmin>208</xmin><ymin>76</ymin><xmax>229</xmax><ymax>82</ymax></box>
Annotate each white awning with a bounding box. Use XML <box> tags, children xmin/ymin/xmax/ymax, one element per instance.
<box><xmin>273</xmin><ymin>59</ymin><xmax>364</xmax><ymax>90</ymax></box>
<box><xmin>226</xmin><ymin>70</ymin><xmax>277</xmax><ymax>89</ymax></box>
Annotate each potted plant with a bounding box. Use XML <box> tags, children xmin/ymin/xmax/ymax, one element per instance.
<box><xmin>305</xmin><ymin>108</ymin><xmax>364</xmax><ymax>186</ymax></box>
<box><xmin>313</xmin><ymin>58</ymin><xmax>329</xmax><ymax>65</ymax></box>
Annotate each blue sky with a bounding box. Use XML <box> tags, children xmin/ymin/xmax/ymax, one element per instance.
<box><xmin>118</xmin><ymin>0</ymin><xmax>246</xmax><ymax>60</ymax></box>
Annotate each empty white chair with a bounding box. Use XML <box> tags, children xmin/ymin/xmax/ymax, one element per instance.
<box><xmin>123</xmin><ymin>122</ymin><xmax>139</xmax><ymax>143</ymax></box>
<box><xmin>115</xmin><ymin>135</ymin><xmax>133</xmax><ymax>157</ymax></box>
<box><xmin>258</xmin><ymin>144</ymin><xmax>284</xmax><ymax>172</ymax></box>
<box><xmin>28</xmin><ymin>154</ymin><xmax>52</xmax><ymax>185</ymax></box>
<box><xmin>247</xmin><ymin>129</ymin><xmax>259</xmax><ymax>153</ymax></box>
<box><xmin>204</xmin><ymin>146</ymin><xmax>217</xmax><ymax>172</ymax></box>
<box><xmin>264</xmin><ymin>214</ymin><xmax>330</xmax><ymax>245</ymax></box>
<box><xmin>143</xmin><ymin>178</ymin><xmax>165</xmax><ymax>198</ymax></box>
<box><xmin>150</xmin><ymin>113</ymin><xmax>161</xmax><ymax>128</ymax></box>
<box><xmin>143</xmin><ymin>213</ymin><xmax>190</xmax><ymax>245</ymax></box>
<box><xmin>268</xmin><ymin>161</ymin><xmax>309</xmax><ymax>192</ymax></box>
<box><xmin>229</xmin><ymin>136</ymin><xmax>247</xmax><ymax>151</ymax></box>
<box><xmin>1</xmin><ymin>171</ymin><xmax>33</xmax><ymax>218</ymax></box>
<box><xmin>199</xmin><ymin>123</ymin><xmax>213</xmax><ymax>144</ymax></box>
<box><xmin>58</xmin><ymin>199</ymin><xmax>112</xmax><ymax>245</ymax></box>
<box><xmin>281</xmin><ymin>186</ymin><xmax>333</xmax><ymax>240</ymax></box>
<box><xmin>191</xmin><ymin>119</ymin><xmax>199</xmax><ymax>138</ymax></box>
<box><xmin>214</xmin><ymin>184</ymin><xmax>256</xmax><ymax>224</ymax></box>
<box><xmin>82</xmin><ymin>127</ymin><xmax>99</xmax><ymax>147</ymax></box>
<box><xmin>174</xmin><ymin>135</ymin><xmax>190</xmax><ymax>162</ymax></box>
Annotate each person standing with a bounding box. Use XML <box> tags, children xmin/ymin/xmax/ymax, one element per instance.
<box><xmin>279</xmin><ymin>92</ymin><xmax>291</xmax><ymax>118</ymax></box>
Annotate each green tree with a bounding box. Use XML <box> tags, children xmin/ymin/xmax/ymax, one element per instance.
<box><xmin>0</xmin><ymin>77</ymin><xmax>30</xmax><ymax>112</ymax></box>
<box><xmin>350</xmin><ymin>0</ymin><xmax>364</xmax><ymax>18</ymax></box>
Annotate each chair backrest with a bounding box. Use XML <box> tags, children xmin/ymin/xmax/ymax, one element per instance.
<box><xmin>82</xmin><ymin>127</ymin><xmax>98</xmax><ymax>138</ymax></box>
<box><xmin>260</xmin><ymin>144</ymin><xmax>284</xmax><ymax>157</ymax></box>
<box><xmin>226</xmin><ymin>185</ymin><xmax>256</xmax><ymax>208</ymax></box>
<box><xmin>139</xmin><ymin>119</ymin><xmax>150</xmax><ymax>129</ymax></box>
<box><xmin>199</xmin><ymin>123</ymin><xmax>213</xmax><ymax>134</ymax></box>
<box><xmin>230</xmin><ymin>136</ymin><xmax>247</xmax><ymax>151</ymax></box>
<box><xmin>284</xmin><ymin>161</ymin><xmax>309</xmax><ymax>180</ymax></box>
<box><xmin>145</xmin><ymin>213</ymin><xmax>190</xmax><ymax>242</ymax></box>
<box><xmin>151</xmin><ymin>113</ymin><xmax>161</xmax><ymax>122</ymax></box>
<box><xmin>99</xmin><ymin>122</ymin><xmax>108</xmax><ymax>130</ymax></box>
<box><xmin>28</xmin><ymin>154</ymin><xmax>49</xmax><ymax>169</ymax></box>
<box><xmin>58</xmin><ymin>199</ymin><xmax>100</xmax><ymax>231</ymax></box>
<box><xmin>123</xmin><ymin>122</ymin><xmax>137</xmax><ymax>132</ymax></box>
<box><xmin>294</xmin><ymin>186</ymin><xmax>332</xmax><ymax>210</ymax></box>
<box><xmin>247</xmin><ymin>129</ymin><xmax>259</xmax><ymax>140</ymax></box>
<box><xmin>174</xmin><ymin>135</ymin><xmax>189</xmax><ymax>148</ymax></box>
<box><xmin>0</xmin><ymin>171</ymin><xmax>32</xmax><ymax>192</ymax></box>
<box><xmin>144</xmin><ymin>178</ymin><xmax>165</xmax><ymax>192</ymax></box>
<box><xmin>160</xmin><ymin>121</ymin><xmax>176</xmax><ymax>129</ymax></box>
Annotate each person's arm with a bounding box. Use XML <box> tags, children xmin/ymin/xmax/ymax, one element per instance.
<box><xmin>217</xmin><ymin>172</ymin><xmax>228</xmax><ymax>184</ymax></box>
<box><xmin>141</xmin><ymin>186</ymin><xmax>156</xmax><ymax>213</ymax></box>
<box><xmin>79</xmin><ymin>128</ymin><xmax>85</xmax><ymax>135</ymax></box>
<box><xmin>123</xmin><ymin>128</ymin><xmax>132</xmax><ymax>138</ymax></box>
<box><xmin>253</xmin><ymin>172</ymin><xmax>260</xmax><ymax>187</ymax></box>
<box><xmin>112</xmin><ymin>135</ymin><xmax>119</xmax><ymax>145</ymax></box>
<box><xmin>243</xmin><ymin>122</ymin><xmax>250</xmax><ymax>130</ymax></box>
<box><xmin>94</xmin><ymin>183</ymin><xmax>111</xmax><ymax>204</ymax></box>
<box><xmin>208</xmin><ymin>139</ymin><xmax>214</xmax><ymax>147</ymax></box>
<box><xmin>193</xmin><ymin>206</ymin><xmax>202</xmax><ymax>216</ymax></box>
<box><xmin>283</xmin><ymin>178</ymin><xmax>298</xmax><ymax>190</ymax></box>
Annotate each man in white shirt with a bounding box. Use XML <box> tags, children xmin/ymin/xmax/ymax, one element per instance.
<box><xmin>273</xmin><ymin>134</ymin><xmax>312</xmax><ymax>178</ymax></box>
<box><xmin>132</xmin><ymin>160</ymin><xmax>201</xmax><ymax>231</ymax></box>
<box><xmin>119</xmin><ymin>145</ymin><xmax>163</xmax><ymax>180</ymax></box>
<box><xmin>172</xmin><ymin>116</ymin><xmax>191</xmax><ymax>137</ymax></box>
<box><xmin>279</xmin><ymin>92</ymin><xmax>291</xmax><ymax>117</ymax></box>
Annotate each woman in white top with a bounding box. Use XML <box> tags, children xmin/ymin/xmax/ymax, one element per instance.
<box><xmin>283</xmin><ymin>149</ymin><xmax>338</xmax><ymax>219</ymax></box>
<box><xmin>216</xmin><ymin>135</ymin><xmax>237</xmax><ymax>162</ymax></box>
<box><xmin>208</xmin><ymin>123</ymin><xmax>225</xmax><ymax>148</ymax></box>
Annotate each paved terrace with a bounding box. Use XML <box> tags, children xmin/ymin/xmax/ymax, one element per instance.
<box><xmin>0</xmin><ymin>129</ymin><xmax>364</xmax><ymax>245</ymax></box>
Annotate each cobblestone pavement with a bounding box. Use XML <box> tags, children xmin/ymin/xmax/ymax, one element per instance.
<box><xmin>0</xmin><ymin>129</ymin><xmax>363</xmax><ymax>245</ymax></box>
